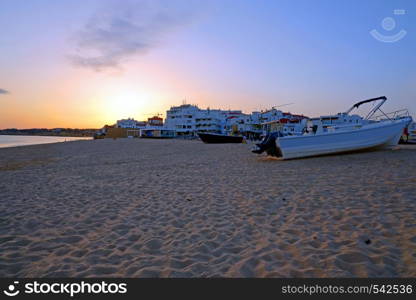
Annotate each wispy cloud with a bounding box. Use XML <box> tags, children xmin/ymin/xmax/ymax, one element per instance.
<box><xmin>0</xmin><ymin>89</ymin><xmax>10</xmax><ymax>95</ymax></box>
<box><xmin>69</xmin><ymin>0</ymin><xmax>201</xmax><ymax>71</ymax></box>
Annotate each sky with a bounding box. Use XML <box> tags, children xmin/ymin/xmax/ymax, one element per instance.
<box><xmin>0</xmin><ymin>0</ymin><xmax>415</xmax><ymax>128</ymax></box>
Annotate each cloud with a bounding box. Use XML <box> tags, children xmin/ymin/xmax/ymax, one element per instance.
<box><xmin>69</xmin><ymin>0</ymin><xmax>201</xmax><ymax>71</ymax></box>
<box><xmin>0</xmin><ymin>89</ymin><xmax>10</xmax><ymax>95</ymax></box>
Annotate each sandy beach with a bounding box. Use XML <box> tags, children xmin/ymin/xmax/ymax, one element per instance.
<box><xmin>0</xmin><ymin>138</ymin><xmax>415</xmax><ymax>278</ymax></box>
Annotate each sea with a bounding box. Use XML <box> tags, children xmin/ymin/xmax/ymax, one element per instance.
<box><xmin>0</xmin><ymin>135</ymin><xmax>92</xmax><ymax>149</ymax></box>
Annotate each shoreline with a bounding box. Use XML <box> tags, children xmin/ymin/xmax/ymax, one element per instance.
<box><xmin>0</xmin><ymin>134</ymin><xmax>93</xmax><ymax>138</ymax></box>
<box><xmin>0</xmin><ymin>135</ymin><xmax>92</xmax><ymax>149</ymax></box>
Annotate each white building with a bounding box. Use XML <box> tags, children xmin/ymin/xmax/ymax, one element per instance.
<box><xmin>116</xmin><ymin>116</ymin><xmax>165</xmax><ymax>129</ymax></box>
<box><xmin>195</xmin><ymin>110</ymin><xmax>223</xmax><ymax>133</ymax></box>
<box><xmin>165</xmin><ymin>104</ymin><xmax>199</xmax><ymax>135</ymax></box>
<box><xmin>116</xmin><ymin>118</ymin><xmax>146</xmax><ymax>129</ymax></box>
<box><xmin>222</xmin><ymin>111</ymin><xmax>249</xmax><ymax>134</ymax></box>
<box><xmin>164</xmin><ymin>103</ymin><xmax>309</xmax><ymax>138</ymax></box>
<box><xmin>165</xmin><ymin>104</ymin><xmax>229</xmax><ymax>136</ymax></box>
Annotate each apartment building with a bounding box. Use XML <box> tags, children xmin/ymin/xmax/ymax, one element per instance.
<box><xmin>165</xmin><ymin>105</ymin><xmax>226</xmax><ymax>136</ymax></box>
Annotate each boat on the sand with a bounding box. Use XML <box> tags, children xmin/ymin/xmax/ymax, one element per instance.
<box><xmin>253</xmin><ymin>96</ymin><xmax>412</xmax><ymax>159</ymax></box>
<box><xmin>198</xmin><ymin>132</ymin><xmax>244</xmax><ymax>144</ymax></box>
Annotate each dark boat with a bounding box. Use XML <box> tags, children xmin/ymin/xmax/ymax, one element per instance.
<box><xmin>198</xmin><ymin>132</ymin><xmax>244</xmax><ymax>144</ymax></box>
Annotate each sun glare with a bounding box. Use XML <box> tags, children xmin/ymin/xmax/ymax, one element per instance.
<box><xmin>102</xmin><ymin>89</ymin><xmax>150</xmax><ymax>123</ymax></box>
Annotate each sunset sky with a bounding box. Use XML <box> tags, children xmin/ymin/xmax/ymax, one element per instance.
<box><xmin>0</xmin><ymin>0</ymin><xmax>415</xmax><ymax>129</ymax></box>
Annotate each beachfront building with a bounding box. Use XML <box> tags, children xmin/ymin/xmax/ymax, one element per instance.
<box><xmin>115</xmin><ymin>118</ymin><xmax>148</xmax><ymax>137</ymax></box>
<box><xmin>105</xmin><ymin>106</ymin><xmax>308</xmax><ymax>139</ymax></box>
<box><xmin>147</xmin><ymin>116</ymin><xmax>163</xmax><ymax>127</ymax></box>
<box><xmin>231</xmin><ymin>109</ymin><xmax>307</xmax><ymax>139</ymax></box>
<box><xmin>253</xmin><ymin>108</ymin><xmax>308</xmax><ymax>136</ymax></box>
<box><xmin>165</xmin><ymin>104</ymin><xmax>227</xmax><ymax>136</ymax></box>
<box><xmin>116</xmin><ymin>118</ymin><xmax>146</xmax><ymax>129</ymax></box>
<box><xmin>165</xmin><ymin>104</ymin><xmax>252</xmax><ymax>136</ymax></box>
<box><xmin>222</xmin><ymin>110</ymin><xmax>245</xmax><ymax>131</ymax></box>
<box><xmin>109</xmin><ymin>116</ymin><xmax>168</xmax><ymax>138</ymax></box>
<box><xmin>139</xmin><ymin>116</ymin><xmax>173</xmax><ymax>138</ymax></box>
<box><xmin>140</xmin><ymin>128</ymin><xmax>176</xmax><ymax>138</ymax></box>
<box><xmin>165</xmin><ymin>104</ymin><xmax>199</xmax><ymax>136</ymax></box>
<box><xmin>258</xmin><ymin>108</ymin><xmax>285</xmax><ymax>123</ymax></box>
<box><xmin>165</xmin><ymin>103</ymin><xmax>308</xmax><ymax>138</ymax></box>
<box><xmin>116</xmin><ymin>116</ymin><xmax>165</xmax><ymax>129</ymax></box>
<box><xmin>195</xmin><ymin>109</ymin><xmax>224</xmax><ymax>134</ymax></box>
<box><xmin>240</xmin><ymin>112</ymin><xmax>263</xmax><ymax>139</ymax></box>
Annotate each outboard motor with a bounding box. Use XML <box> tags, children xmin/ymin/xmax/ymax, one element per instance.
<box><xmin>252</xmin><ymin>132</ymin><xmax>283</xmax><ymax>156</ymax></box>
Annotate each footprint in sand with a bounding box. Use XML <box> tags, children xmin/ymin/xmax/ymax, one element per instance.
<box><xmin>337</xmin><ymin>251</ymin><xmax>370</xmax><ymax>264</ymax></box>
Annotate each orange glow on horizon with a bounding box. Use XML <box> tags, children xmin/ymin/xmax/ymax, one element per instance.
<box><xmin>0</xmin><ymin>58</ymin><xmax>278</xmax><ymax>129</ymax></box>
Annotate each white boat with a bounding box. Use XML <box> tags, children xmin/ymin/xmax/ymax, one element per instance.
<box><xmin>253</xmin><ymin>96</ymin><xmax>412</xmax><ymax>159</ymax></box>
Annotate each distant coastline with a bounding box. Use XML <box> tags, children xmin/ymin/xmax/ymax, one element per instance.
<box><xmin>0</xmin><ymin>128</ymin><xmax>98</xmax><ymax>137</ymax></box>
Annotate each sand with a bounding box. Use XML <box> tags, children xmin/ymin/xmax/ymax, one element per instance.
<box><xmin>0</xmin><ymin>138</ymin><xmax>415</xmax><ymax>278</ymax></box>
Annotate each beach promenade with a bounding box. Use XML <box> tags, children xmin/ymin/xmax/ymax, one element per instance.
<box><xmin>0</xmin><ymin>139</ymin><xmax>415</xmax><ymax>277</ymax></box>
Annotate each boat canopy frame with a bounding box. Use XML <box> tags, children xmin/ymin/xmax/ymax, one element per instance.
<box><xmin>344</xmin><ymin>96</ymin><xmax>391</xmax><ymax>120</ymax></box>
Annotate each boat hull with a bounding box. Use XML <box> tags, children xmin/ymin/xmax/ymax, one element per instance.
<box><xmin>276</xmin><ymin>118</ymin><xmax>411</xmax><ymax>159</ymax></box>
<box><xmin>198</xmin><ymin>133</ymin><xmax>243</xmax><ymax>144</ymax></box>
